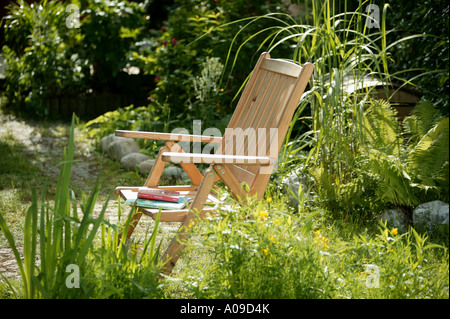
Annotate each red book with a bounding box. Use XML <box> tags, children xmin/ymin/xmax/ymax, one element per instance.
<box><xmin>137</xmin><ymin>187</ymin><xmax>180</xmax><ymax>202</ymax></box>
<box><xmin>137</xmin><ymin>193</ymin><xmax>180</xmax><ymax>202</ymax></box>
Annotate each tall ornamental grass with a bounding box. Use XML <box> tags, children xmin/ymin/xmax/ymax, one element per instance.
<box><xmin>218</xmin><ymin>0</ymin><xmax>448</xmax><ymax>215</ymax></box>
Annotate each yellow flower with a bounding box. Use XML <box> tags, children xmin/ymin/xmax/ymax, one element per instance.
<box><xmin>266</xmin><ymin>197</ymin><xmax>272</xmax><ymax>203</ymax></box>
<box><xmin>268</xmin><ymin>235</ymin><xmax>275</xmax><ymax>242</ymax></box>
<box><xmin>403</xmin><ymin>285</ymin><xmax>407</xmax><ymax>291</ymax></box>
<box><xmin>188</xmin><ymin>221</ymin><xmax>196</xmax><ymax>229</ymax></box>
<box><xmin>387</xmin><ymin>249</ymin><xmax>394</xmax><ymax>253</ymax></box>
<box><xmin>314</xmin><ymin>230</ymin><xmax>321</xmax><ymax>236</ymax></box>
<box><xmin>391</xmin><ymin>228</ymin><xmax>398</xmax><ymax>235</ymax></box>
<box><xmin>261</xmin><ymin>248</ymin><xmax>269</xmax><ymax>255</ymax></box>
<box><xmin>259</xmin><ymin>211</ymin><xmax>269</xmax><ymax>221</ymax></box>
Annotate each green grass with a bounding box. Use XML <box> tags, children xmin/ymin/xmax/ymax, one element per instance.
<box><xmin>0</xmin><ymin>135</ymin><xmax>51</xmax><ymax>199</ymax></box>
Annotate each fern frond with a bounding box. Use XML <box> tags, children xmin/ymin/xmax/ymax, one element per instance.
<box><xmin>405</xmin><ymin>100</ymin><xmax>442</xmax><ymax>138</ymax></box>
<box><xmin>364</xmin><ymin>148</ymin><xmax>418</xmax><ymax>207</ymax></box>
<box><xmin>361</xmin><ymin>99</ymin><xmax>403</xmax><ymax>155</ymax></box>
<box><xmin>408</xmin><ymin>117</ymin><xmax>449</xmax><ymax>177</ymax></box>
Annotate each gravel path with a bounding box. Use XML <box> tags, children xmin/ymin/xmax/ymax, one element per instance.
<box><xmin>0</xmin><ymin>113</ymin><xmax>108</xmax><ymax>279</ymax></box>
<box><xmin>0</xmin><ymin>113</ymin><xmax>179</xmax><ymax>281</ymax></box>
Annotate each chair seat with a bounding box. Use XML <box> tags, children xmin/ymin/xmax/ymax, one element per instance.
<box><xmin>117</xmin><ymin>187</ymin><xmax>218</xmax><ymax>222</ymax></box>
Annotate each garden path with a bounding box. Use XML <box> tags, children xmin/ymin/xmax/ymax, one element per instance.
<box><xmin>0</xmin><ymin>113</ymin><xmax>179</xmax><ymax>281</ymax></box>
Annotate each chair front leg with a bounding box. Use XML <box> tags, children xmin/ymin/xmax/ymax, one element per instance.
<box><xmin>160</xmin><ymin>167</ymin><xmax>216</xmax><ymax>275</ymax></box>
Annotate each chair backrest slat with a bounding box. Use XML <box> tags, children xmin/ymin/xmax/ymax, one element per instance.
<box><xmin>216</xmin><ymin>52</ymin><xmax>313</xmax><ymax>195</ymax></box>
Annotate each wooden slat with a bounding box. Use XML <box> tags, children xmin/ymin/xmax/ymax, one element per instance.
<box><xmin>227</xmin><ymin>71</ymin><xmax>276</xmax><ymax>160</ymax></box>
<box><xmin>227</xmin><ymin>52</ymin><xmax>271</xmax><ymax>129</ymax></box>
<box><xmin>242</xmin><ymin>74</ymin><xmax>288</xmax><ymax>156</ymax></box>
<box><xmin>226</xmin><ymin>165</ymin><xmax>256</xmax><ymax>186</ymax></box>
<box><xmin>214</xmin><ymin>165</ymin><xmax>247</xmax><ymax>201</ymax></box>
<box><xmin>260</xmin><ymin>58</ymin><xmax>302</xmax><ymax>77</ymax></box>
<box><xmin>219</xmin><ymin>59</ymin><xmax>309</xmax><ymax>181</ymax></box>
<box><xmin>161</xmin><ymin>152</ymin><xmax>275</xmax><ymax>165</ymax></box>
<box><xmin>116</xmin><ymin>130</ymin><xmax>222</xmax><ymax>143</ymax></box>
<box><xmin>272</xmin><ymin>63</ymin><xmax>314</xmax><ymax>149</ymax></box>
<box><xmin>240</xmin><ymin>74</ymin><xmax>292</xmax><ymax>175</ymax></box>
<box><xmin>234</xmin><ymin>72</ymin><xmax>281</xmax><ymax>156</ymax></box>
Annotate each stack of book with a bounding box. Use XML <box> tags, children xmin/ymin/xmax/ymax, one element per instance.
<box><xmin>125</xmin><ymin>188</ymin><xmax>191</xmax><ymax>210</ymax></box>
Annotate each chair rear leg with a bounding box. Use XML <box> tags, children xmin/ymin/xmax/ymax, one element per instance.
<box><xmin>144</xmin><ymin>146</ymin><xmax>169</xmax><ymax>187</ymax></box>
<box><xmin>160</xmin><ymin>168</ymin><xmax>216</xmax><ymax>275</ymax></box>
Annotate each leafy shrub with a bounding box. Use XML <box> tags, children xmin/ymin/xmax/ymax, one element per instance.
<box><xmin>1</xmin><ymin>0</ymin><xmax>88</xmax><ymax>117</ymax></box>
<box><xmin>188</xmin><ymin>194</ymin><xmax>334</xmax><ymax>298</ymax></box>
<box><xmin>78</xmin><ymin>0</ymin><xmax>147</xmax><ymax>91</ymax></box>
<box><xmin>83</xmin><ymin>0</ymin><xmax>294</xmax><ymax>144</ymax></box>
<box><xmin>385</xmin><ymin>0</ymin><xmax>449</xmax><ymax>115</ymax></box>
<box><xmin>223</xmin><ymin>0</ymin><xmax>447</xmax><ymax>217</ymax></box>
<box><xmin>84</xmin><ymin>101</ymin><xmax>172</xmax><ymax>155</ymax></box>
<box><xmin>1</xmin><ymin>0</ymin><xmax>147</xmax><ymax>118</ymax></box>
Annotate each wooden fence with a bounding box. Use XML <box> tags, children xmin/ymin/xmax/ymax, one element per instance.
<box><xmin>44</xmin><ymin>93</ymin><xmax>148</xmax><ymax>120</ymax></box>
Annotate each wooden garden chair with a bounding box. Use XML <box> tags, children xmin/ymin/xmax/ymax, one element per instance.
<box><xmin>115</xmin><ymin>52</ymin><xmax>313</xmax><ymax>275</ymax></box>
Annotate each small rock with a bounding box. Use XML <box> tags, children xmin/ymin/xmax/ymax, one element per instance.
<box><xmin>101</xmin><ymin>133</ymin><xmax>124</xmax><ymax>152</ymax></box>
<box><xmin>162</xmin><ymin>166</ymin><xmax>187</xmax><ymax>182</ymax></box>
<box><xmin>413</xmin><ymin>200</ymin><xmax>449</xmax><ymax>236</ymax></box>
<box><xmin>380</xmin><ymin>208</ymin><xmax>409</xmax><ymax>233</ymax></box>
<box><xmin>107</xmin><ymin>139</ymin><xmax>140</xmax><ymax>161</ymax></box>
<box><xmin>138</xmin><ymin>159</ymin><xmax>156</xmax><ymax>175</ymax></box>
<box><xmin>120</xmin><ymin>152</ymin><xmax>151</xmax><ymax>171</ymax></box>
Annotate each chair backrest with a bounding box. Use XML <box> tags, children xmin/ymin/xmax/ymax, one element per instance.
<box><xmin>216</xmin><ymin>52</ymin><xmax>313</xmax><ymax>198</ymax></box>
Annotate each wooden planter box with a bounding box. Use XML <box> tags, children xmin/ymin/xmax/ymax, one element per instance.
<box><xmin>371</xmin><ymin>83</ymin><xmax>422</xmax><ymax>120</ymax></box>
<box><xmin>342</xmin><ymin>75</ymin><xmax>422</xmax><ymax>120</ymax></box>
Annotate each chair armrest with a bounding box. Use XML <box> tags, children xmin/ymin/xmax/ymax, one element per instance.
<box><xmin>115</xmin><ymin>130</ymin><xmax>223</xmax><ymax>143</ymax></box>
<box><xmin>161</xmin><ymin>152</ymin><xmax>277</xmax><ymax>165</ymax></box>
